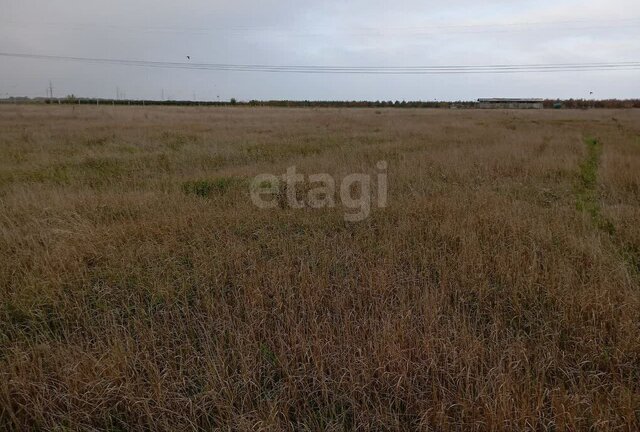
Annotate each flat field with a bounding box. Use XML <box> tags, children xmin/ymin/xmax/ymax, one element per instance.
<box><xmin>1</xmin><ymin>105</ymin><xmax>639</xmax><ymax>430</ymax></box>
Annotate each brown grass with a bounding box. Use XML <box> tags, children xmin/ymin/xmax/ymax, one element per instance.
<box><xmin>1</xmin><ymin>105</ymin><xmax>639</xmax><ymax>430</ymax></box>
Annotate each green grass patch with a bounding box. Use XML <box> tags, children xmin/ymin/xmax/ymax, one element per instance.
<box><xmin>20</xmin><ymin>164</ymin><xmax>72</xmax><ymax>185</ymax></box>
<box><xmin>4</xmin><ymin>157</ymin><xmax>138</xmax><ymax>188</ymax></box>
<box><xmin>182</xmin><ymin>177</ymin><xmax>245</xmax><ymax>198</ymax></box>
<box><xmin>1</xmin><ymin>302</ymin><xmax>65</xmax><ymax>343</ymax></box>
<box><xmin>575</xmin><ymin>138</ymin><xmax>615</xmax><ymax>234</ymax></box>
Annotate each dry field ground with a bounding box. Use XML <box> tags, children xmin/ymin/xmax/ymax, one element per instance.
<box><xmin>0</xmin><ymin>105</ymin><xmax>639</xmax><ymax>430</ymax></box>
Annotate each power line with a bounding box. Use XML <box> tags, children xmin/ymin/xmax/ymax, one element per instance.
<box><xmin>1</xmin><ymin>52</ymin><xmax>640</xmax><ymax>74</ymax></box>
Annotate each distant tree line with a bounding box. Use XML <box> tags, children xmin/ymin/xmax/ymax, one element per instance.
<box><xmin>2</xmin><ymin>97</ymin><xmax>640</xmax><ymax>108</ymax></box>
<box><xmin>542</xmin><ymin>99</ymin><xmax>640</xmax><ymax>109</ymax></box>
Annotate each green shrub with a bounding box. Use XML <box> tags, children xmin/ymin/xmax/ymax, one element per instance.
<box><xmin>182</xmin><ymin>177</ymin><xmax>243</xmax><ymax>198</ymax></box>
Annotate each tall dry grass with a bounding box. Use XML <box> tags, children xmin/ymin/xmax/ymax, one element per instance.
<box><xmin>0</xmin><ymin>105</ymin><xmax>639</xmax><ymax>430</ymax></box>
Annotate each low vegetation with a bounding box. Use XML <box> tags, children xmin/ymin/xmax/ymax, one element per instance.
<box><xmin>182</xmin><ymin>177</ymin><xmax>245</xmax><ymax>198</ymax></box>
<box><xmin>0</xmin><ymin>106</ymin><xmax>639</xmax><ymax>430</ymax></box>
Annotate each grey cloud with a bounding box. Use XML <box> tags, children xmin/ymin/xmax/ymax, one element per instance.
<box><xmin>1</xmin><ymin>0</ymin><xmax>639</xmax><ymax>100</ymax></box>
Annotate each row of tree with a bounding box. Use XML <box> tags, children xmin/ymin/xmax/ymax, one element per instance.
<box><xmin>3</xmin><ymin>97</ymin><xmax>640</xmax><ymax>109</ymax></box>
<box><xmin>542</xmin><ymin>99</ymin><xmax>640</xmax><ymax>109</ymax></box>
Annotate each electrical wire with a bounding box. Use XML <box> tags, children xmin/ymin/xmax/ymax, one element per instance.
<box><xmin>1</xmin><ymin>52</ymin><xmax>639</xmax><ymax>74</ymax></box>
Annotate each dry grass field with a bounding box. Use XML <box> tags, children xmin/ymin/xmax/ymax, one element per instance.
<box><xmin>1</xmin><ymin>105</ymin><xmax>639</xmax><ymax>430</ymax></box>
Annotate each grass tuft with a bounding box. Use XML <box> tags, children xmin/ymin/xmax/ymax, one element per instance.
<box><xmin>182</xmin><ymin>177</ymin><xmax>244</xmax><ymax>198</ymax></box>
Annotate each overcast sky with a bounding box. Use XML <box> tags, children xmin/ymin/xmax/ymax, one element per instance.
<box><xmin>1</xmin><ymin>0</ymin><xmax>639</xmax><ymax>101</ymax></box>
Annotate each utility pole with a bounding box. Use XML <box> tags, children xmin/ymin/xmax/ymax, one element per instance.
<box><xmin>48</xmin><ymin>81</ymin><xmax>54</xmax><ymax>103</ymax></box>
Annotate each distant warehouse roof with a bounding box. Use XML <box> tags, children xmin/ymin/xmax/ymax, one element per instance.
<box><xmin>477</xmin><ymin>98</ymin><xmax>544</xmax><ymax>109</ymax></box>
<box><xmin>478</xmin><ymin>98</ymin><xmax>544</xmax><ymax>103</ymax></box>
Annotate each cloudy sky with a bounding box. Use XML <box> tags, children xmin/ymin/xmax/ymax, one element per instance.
<box><xmin>1</xmin><ymin>0</ymin><xmax>639</xmax><ymax>101</ymax></box>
